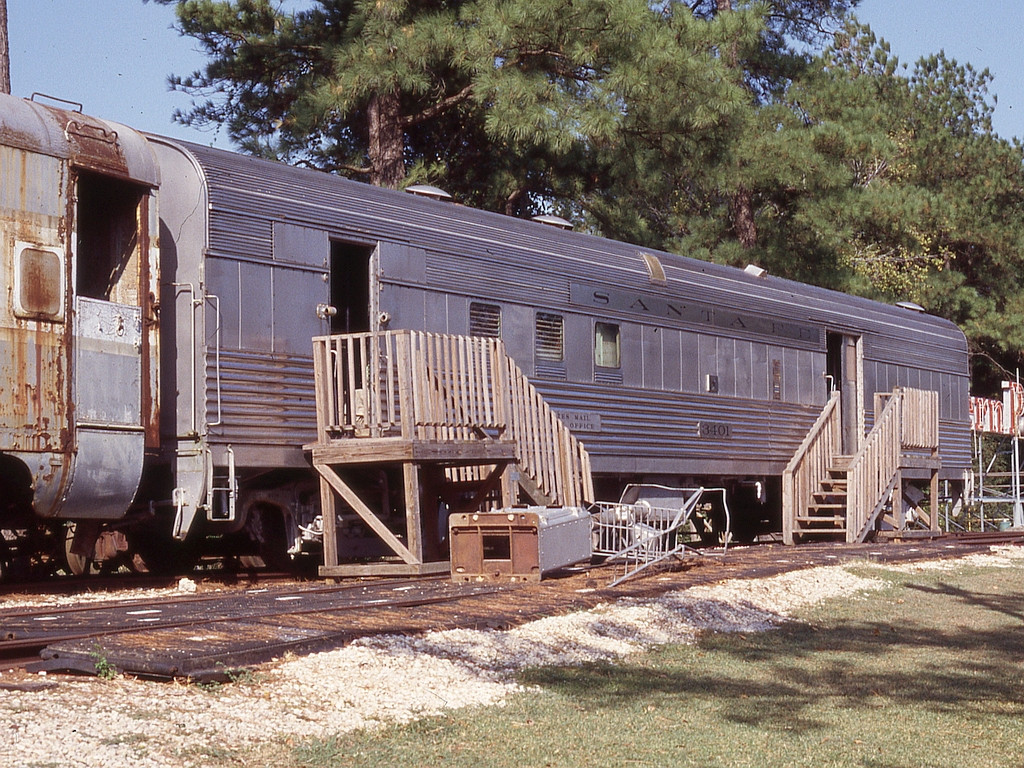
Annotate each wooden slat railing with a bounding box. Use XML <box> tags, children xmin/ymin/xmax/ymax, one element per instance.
<box><xmin>782</xmin><ymin>392</ymin><xmax>841</xmax><ymax>545</ymax></box>
<box><xmin>847</xmin><ymin>387</ymin><xmax>940</xmax><ymax>542</ymax></box>
<box><xmin>504</xmin><ymin>357</ymin><xmax>594</xmax><ymax>507</ymax></box>
<box><xmin>846</xmin><ymin>392</ymin><xmax>902</xmax><ymax>543</ymax></box>
<box><xmin>312</xmin><ymin>331</ymin><xmax>506</xmax><ymax>441</ymax></box>
<box><xmin>311</xmin><ymin>330</ymin><xmax>593</xmax><ymax>507</ymax></box>
<box><xmin>900</xmin><ymin>387</ymin><xmax>940</xmax><ymax>450</ymax></box>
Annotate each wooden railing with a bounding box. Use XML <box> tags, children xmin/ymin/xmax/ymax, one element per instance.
<box><xmin>311</xmin><ymin>330</ymin><xmax>593</xmax><ymax>506</ymax></box>
<box><xmin>504</xmin><ymin>359</ymin><xmax>594</xmax><ymax>507</ymax></box>
<box><xmin>782</xmin><ymin>392</ymin><xmax>841</xmax><ymax>545</ymax></box>
<box><xmin>847</xmin><ymin>387</ymin><xmax>939</xmax><ymax>542</ymax></box>
<box><xmin>313</xmin><ymin>331</ymin><xmax>507</xmax><ymax>441</ymax></box>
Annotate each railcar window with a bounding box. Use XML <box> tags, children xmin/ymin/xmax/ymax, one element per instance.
<box><xmin>595</xmin><ymin>322</ymin><xmax>621</xmax><ymax>368</ymax></box>
<box><xmin>536</xmin><ymin>312</ymin><xmax>564</xmax><ymax>361</ymax></box>
<box><xmin>14</xmin><ymin>245</ymin><xmax>64</xmax><ymax>321</ymax></box>
<box><xmin>469</xmin><ymin>302</ymin><xmax>501</xmax><ymax>337</ymax></box>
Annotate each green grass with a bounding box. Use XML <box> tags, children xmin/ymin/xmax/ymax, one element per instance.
<box><xmin>253</xmin><ymin>557</ymin><xmax>1024</xmax><ymax>768</ymax></box>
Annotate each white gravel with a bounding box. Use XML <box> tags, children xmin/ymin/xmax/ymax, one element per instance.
<box><xmin>2</xmin><ymin>547</ymin><xmax>1017</xmax><ymax>768</ymax></box>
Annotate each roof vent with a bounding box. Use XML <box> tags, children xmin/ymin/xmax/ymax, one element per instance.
<box><xmin>896</xmin><ymin>301</ymin><xmax>926</xmax><ymax>312</ymax></box>
<box><xmin>744</xmin><ymin>264</ymin><xmax>767</xmax><ymax>278</ymax></box>
<box><xmin>404</xmin><ymin>184</ymin><xmax>452</xmax><ymax>201</ymax></box>
<box><xmin>531</xmin><ymin>214</ymin><xmax>573</xmax><ymax>230</ymax></box>
<box><xmin>640</xmin><ymin>252</ymin><xmax>667</xmax><ymax>285</ymax></box>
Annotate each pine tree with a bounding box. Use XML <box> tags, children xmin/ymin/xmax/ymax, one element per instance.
<box><xmin>148</xmin><ymin>0</ymin><xmax>750</xmax><ymax>213</ymax></box>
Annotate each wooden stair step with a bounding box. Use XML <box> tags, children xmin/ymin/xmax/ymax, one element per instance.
<box><xmin>796</xmin><ymin>514</ymin><xmax>846</xmax><ymax>522</ymax></box>
<box><xmin>795</xmin><ymin>528</ymin><xmax>848</xmax><ymax>535</ymax></box>
<box><xmin>808</xmin><ymin>503</ymin><xmax>846</xmax><ymax>511</ymax></box>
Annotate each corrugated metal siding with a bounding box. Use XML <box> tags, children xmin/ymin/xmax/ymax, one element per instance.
<box><xmin>172</xmin><ymin>140</ymin><xmax>972</xmax><ymax>478</ymax></box>
<box><xmin>206</xmin><ymin>350</ymin><xmax>317</xmax><ymax>453</ymax></box>
<box><xmin>536</xmin><ymin>380</ymin><xmax>816</xmax><ymax>474</ymax></box>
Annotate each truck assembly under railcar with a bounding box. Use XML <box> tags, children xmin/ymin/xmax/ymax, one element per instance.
<box><xmin>0</xmin><ymin>91</ymin><xmax>973</xmax><ymax>578</ymax></box>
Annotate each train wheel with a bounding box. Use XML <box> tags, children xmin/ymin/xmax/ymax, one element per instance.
<box><xmin>64</xmin><ymin>523</ymin><xmax>99</xmax><ymax>576</ymax></box>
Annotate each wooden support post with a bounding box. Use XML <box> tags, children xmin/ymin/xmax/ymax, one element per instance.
<box><xmin>319</xmin><ymin>476</ymin><xmax>338</xmax><ymax>569</ymax></box>
<box><xmin>782</xmin><ymin>470</ymin><xmax>795</xmax><ymax>545</ymax></box>
<box><xmin>404</xmin><ymin>462</ymin><xmax>424</xmax><ymax>564</ymax></box>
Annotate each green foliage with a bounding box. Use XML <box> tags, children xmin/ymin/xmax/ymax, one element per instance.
<box><xmin>90</xmin><ymin>642</ymin><xmax>118</xmax><ymax>680</ymax></box>
<box><xmin>145</xmin><ymin>1</ymin><xmax>1024</xmax><ymax>390</ymax></box>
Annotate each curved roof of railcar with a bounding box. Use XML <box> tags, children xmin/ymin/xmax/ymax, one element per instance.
<box><xmin>0</xmin><ymin>92</ymin><xmax>158</xmax><ymax>185</ymax></box>
<box><xmin>163</xmin><ymin>138</ymin><xmax>968</xmax><ymax>367</ymax></box>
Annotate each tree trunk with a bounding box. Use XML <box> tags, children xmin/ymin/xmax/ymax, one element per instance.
<box><xmin>0</xmin><ymin>0</ymin><xmax>10</xmax><ymax>95</ymax></box>
<box><xmin>714</xmin><ymin>0</ymin><xmax>757</xmax><ymax>249</ymax></box>
<box><xmin>731</xmin><ymin>186</ymin><xmax>757</xmax><ymax>249</ymax></box>
<box><xmin>368</xmin><ymin>92</ymin><xmax>405</xmax><ymax>188</ymax></box>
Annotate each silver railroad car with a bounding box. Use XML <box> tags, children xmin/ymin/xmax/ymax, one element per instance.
<box><xmin>151</xmin><ymin>134</ymin><xmax>970</xmax><ymax>547</ymax></box>
<box><xmin>0</xmin><ymin>90</ymin><xmax>971</xmax><ymax>574</ymax></box>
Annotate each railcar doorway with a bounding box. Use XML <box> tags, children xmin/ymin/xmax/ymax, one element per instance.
<box><xmin>66</xmin><ymin>170</ymin><xmax>151</xmax><ymax>519</ymax></box>
<box><xmin>826</xmin><ymin>331</ymin><xmax>862</xmax><ymax>455</ymax></box>
<box><xmin>329</xmin><ymin>241</ymin><xmax>375</xmax><ymax>334</ymax></box>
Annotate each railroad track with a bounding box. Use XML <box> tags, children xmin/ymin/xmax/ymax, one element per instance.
<box><xmin>0</xmin><ymin>575</ymin><xmax>498</xmax><ymax>670</ymax></box>
<box><xmin>1</xmin><ymin>534</ymin><xmax>1014</xmax><ymax>681</ymax></box>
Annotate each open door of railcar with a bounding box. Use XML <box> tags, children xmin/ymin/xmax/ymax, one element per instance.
<box><xmin>329</xmin><ymin>241</ymin><xmax>375</xmax><ymax>334</ymax></box>
<box><xmin>826</xmin><ymin>331</ymin><xmax>863</xmax><ymax>454</ymax></box>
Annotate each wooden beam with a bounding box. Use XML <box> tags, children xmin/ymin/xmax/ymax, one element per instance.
<box><xmin>320</xmin><ymin>561</ymin><xmax>451</xmax><ymax>578</ymax></box>
<box><xmin>315</xmin><ymin>462</ymin><xmax>419</xmax><ymax>565</ymax></box>
<box><xmin>309</xmin><ymin>438</ymin><xmax>516</xmax><ymax>465</ymax></box>
<box><xmin>319</xmin><ymin>476</ymin><xmax>339</xmax><ymax>569</ymax></box>
<box><xmin>404</xmin><ymin>462</ymin><xmax>424</xmax><ymax>563</ymax></box>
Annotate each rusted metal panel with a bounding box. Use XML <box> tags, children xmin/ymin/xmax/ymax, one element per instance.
<box><xmin>0</xmin><ymin>146</ymin><xmax>70</xmax><ymax>464</ymax></box>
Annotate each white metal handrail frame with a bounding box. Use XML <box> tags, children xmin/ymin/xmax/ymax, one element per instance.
<box><xmin>591</xmin><ymin>486</ymin><xmax>730</xmax><ymax>586</ymax></box>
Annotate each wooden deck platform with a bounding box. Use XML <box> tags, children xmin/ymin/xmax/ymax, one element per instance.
<box><xmin>308</xmin><ymin>330</ymin><xmax>593</xmax><ymax>578</ymax></box>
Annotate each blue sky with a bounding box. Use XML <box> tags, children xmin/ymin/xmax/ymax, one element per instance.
<box><xmin>6</xmin><ymin>0</ymin><xmax>1023</xmax><ymax>145</ymax></box>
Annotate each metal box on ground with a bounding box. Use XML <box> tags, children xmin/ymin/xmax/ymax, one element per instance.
<box><xmin>449</xmin><ymin>506</ymin><xmax>592</xmax><ymax>582</ymax></box>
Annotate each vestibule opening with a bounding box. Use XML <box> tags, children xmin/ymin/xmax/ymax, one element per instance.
<box><xmin>330</xmin><ymin>241</ymin><xmax>373</xmax><ymax>334</ymax></box>
<box><xmin>75</xmin><ymin>171</ymin><xmax>146</xmax><ymax>304</ymax></box>
<box><xmin>826</xmin><ymin>331</ymin><xmax>861</xmax><ymax>454</ymax></box>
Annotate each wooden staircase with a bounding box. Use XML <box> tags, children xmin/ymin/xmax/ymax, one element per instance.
<box><xmin>796</xmin><ymin>455</ymin><xmax>852</xmax><ymax>538</ymax></box>
<box><xmin>306</xmin><ymin>330</ymin><xmax>594</xmax><ymax>577</ymax></box>
<box><xmin>783</xmin><ymin>387</ymin><xmax>941</xmax><ymax>544</ymax></box>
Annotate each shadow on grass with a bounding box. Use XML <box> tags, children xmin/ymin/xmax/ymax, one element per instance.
<box><xmin>905</xmin><ymin>580</ymin><xmax>1024</xmax><ymax>622</ymax></box>
<box><xmin>519</xmin><ymin>583</ymin><xmax>1024</xmax><ymax>735</ymax></box>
